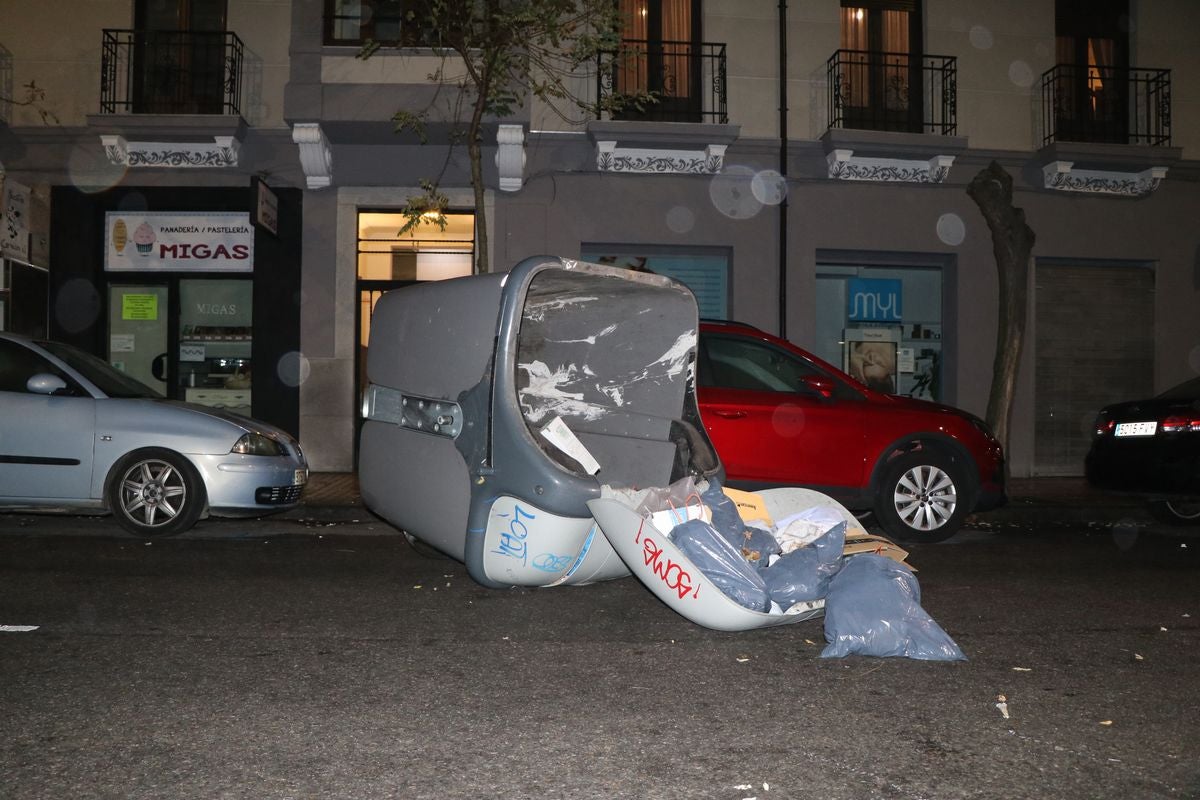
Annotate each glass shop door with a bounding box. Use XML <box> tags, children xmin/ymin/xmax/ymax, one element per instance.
<box><xmin>107</xmin><ymin>284</ymin><xmax>170</xmax><ymax>395</ymax></box>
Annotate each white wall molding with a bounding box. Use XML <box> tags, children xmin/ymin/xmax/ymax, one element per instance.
<box><xmin>826</xmin><ymin>149</ymin><xmax>955</xmax><ymax>183</ymax></box>
<box><xmin>292</xmin><ymin>122</ymin><xmax>333</xmax><ymax>189</ymax></box>
<box><xmin>496</xmin><ymin>124</ymin><xmax>526</xmax><ymax>191</ymax></box>
<box><xmin>595</xmin><ymin>141</ymin><xmax>726</xmax><ymax>174</ymax></box>
<box><xmin>100</xmin><ymin>134</ymin><xmax>240</xmax><ymax>168</ymax></box>
<box><xmin>1042</xmin><ymin>160</ymin><xmax>1168</xmax><ymax>196</ymax></box>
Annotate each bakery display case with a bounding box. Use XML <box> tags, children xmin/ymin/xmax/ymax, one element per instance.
<box><xmin>178</xmin><ymin>280</ymin><xmax>253</xmax><ymax>414</ymax></box>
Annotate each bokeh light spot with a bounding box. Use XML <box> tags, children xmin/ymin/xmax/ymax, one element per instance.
<box><xmin>709</xmin><ymin>166</ymin><xmax>763</xmax><ymax>220</ymax></box>
<box><xmin>771</xmin><ymin>404</ymin><xmax>807</xmax><ymax>438</ymax></box>
<box><xmin>1112</xmin><ymin>520</ymin><xmax>1141</xmax><ymax>551</ymax></box>
<box><xmin>751</xmin><ymin>170</ymin><xmax>788</xmax><ymax>206</ymax></box>
<box><xmin>666</xmin><ymin>205</ymin><xmax>695</xmax><ymax>234</ymax></box>
<box><xmin>1009</xmin><ymin>60</ymin><xmax>1035</xmax><ymax>88</ymax></box>
<box><xmin>67</xmin><ymin>146</ymin><xmax>127</xmax><ymax>195</ymax></box>
<box><xmin>55</xmin><ymin>278</ymin><xmax>102</xmax><ymax>333</ymax></box>
<box><xmin>276</xmin><ymin>351</ymin><xmax>311</xmax><ymax>388</ymax></box>
<box><xmin>936</xmin><ymin>213</ymin><xmax>966</xmax><ymax>246</ymax></box>
<box><xmin>969</xmin><ymin>25</ymin><xmax>994</xmax><ymax>50</ymax></box>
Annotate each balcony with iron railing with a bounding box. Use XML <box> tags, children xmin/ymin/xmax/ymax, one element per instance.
<box><xmin>597</xmin><ymin>39</ymin><xmax>727</xmax><ymax>124</ymax></box>
<box><xmin>100</xmin><ymin>29</ymin><xmax>244</xmax><ymax>116</ymax></box>
<box><xmin>827</xmin><ymin>50</ymin><xmax>957</xmax><ymax>136</ymax></box>
<box><xmin>1041</xmin><ymin>64</ymin><xmax>1171</xmax><ymax>147</ymax></box>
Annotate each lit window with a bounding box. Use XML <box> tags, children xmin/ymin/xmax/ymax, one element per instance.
<box><xmin>356</xmin><ymin>211</ymin><xmax>475</xmax><ymax>281</ymax></box>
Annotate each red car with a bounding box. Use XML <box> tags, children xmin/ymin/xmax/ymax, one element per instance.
<box><xmin>696</xmin><ymin>321</ymin><xmax>1006</xmax><ymax>543</ymax></box>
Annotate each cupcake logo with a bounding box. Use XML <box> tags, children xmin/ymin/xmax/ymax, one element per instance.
<box><xmin>133</xmin><ymin>221</ymin><xmax>156</xmax><ymax>255</ymax></box>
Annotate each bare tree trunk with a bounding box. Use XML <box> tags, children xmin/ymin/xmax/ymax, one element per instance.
<box><xmin>468</xmin><ymin>133</ymin><xmax>489</xmax><ymax>274</ymax></box>
<box><xmin>967</xmin><ymin>161</ymin><xmax>1035</xmax><ymax>457</ymax></box>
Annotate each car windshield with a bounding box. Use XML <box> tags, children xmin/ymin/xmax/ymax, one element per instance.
<box><xmin>1158</xmin><ymin>376</ymin><xmax>1200</xmax><ymax>400</ymax></box>
<box><xmin>39</xmin><ymin>340</ymin><xmax>162</xmax><ymax>399</ymax></box>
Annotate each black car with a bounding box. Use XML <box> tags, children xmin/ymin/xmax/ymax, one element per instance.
<box><xmin>1085</xmin><ymin>376</ymin><xmax>1200</xmax><ymax>524</ymax></box>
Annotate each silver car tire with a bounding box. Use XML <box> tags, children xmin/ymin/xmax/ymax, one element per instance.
<box><xmin>873</xmin><ymin>451</ymin><xmax>970</xmax><ymax>544</ymax></box>
<box><xmin>107</xmin><ymin>449</ymin><xmax>206</xmax><ymax>537</ymax></box>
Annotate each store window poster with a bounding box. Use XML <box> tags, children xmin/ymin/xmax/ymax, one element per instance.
<box><xmin>581</xmin><ymin>250</ymin><xmax>730</xmax><ymax>319</ymax></box>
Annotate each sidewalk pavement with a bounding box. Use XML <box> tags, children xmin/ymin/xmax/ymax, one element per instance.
<box><xmin>287</xmin><ymin>472</ymin><xmax>1152</xmax><ymax>528</ymax></box>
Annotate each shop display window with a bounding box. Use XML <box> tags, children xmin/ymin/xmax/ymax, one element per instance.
<box><xmin>816</xmin><ymin>264</ymin><xmax>942</xmax><ymax>400</ymax></box>
<box><xmin>178</xmin><ymin>279</ymin><xmax>253</xmax><ymax>414</ymax></box>
<box><xmin>579</xmin><ymin>247</ymin><xmax>731</xmax><ymax>320</ymax></box>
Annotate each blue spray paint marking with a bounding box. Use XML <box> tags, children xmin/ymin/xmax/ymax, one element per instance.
<box><xmin>490</xmin><ymin>503</ymin><xmax>535</xmax><ymax>564</ymax></box>
<box><xmin>531</xmin><ymin>552</ymin><xmax>573</xmax><ymax>572</ymax></box>
<box><xmin>561</xmin><ymin>524</ymin><xmax>599</xmax><ymax>580</ymax></box>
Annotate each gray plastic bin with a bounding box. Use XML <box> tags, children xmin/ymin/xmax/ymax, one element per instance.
<box><xmin>360</xmin><ymin>255</ymin><xmax>720</xmax><ymax>589</ymax></box>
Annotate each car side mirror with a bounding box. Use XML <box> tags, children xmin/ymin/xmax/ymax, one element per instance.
<box><xmin>26</xmin><ymin>372</ymin><xmax>69</xmax><ymax>395</ymax></box>
<box><xmin>800</xmin><ymin>375</ymin><xmax>835</xmax><ymax>400</ymax></box>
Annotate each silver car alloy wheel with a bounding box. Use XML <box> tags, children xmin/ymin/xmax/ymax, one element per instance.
<box><xmin>893</xmin><ymin>464</ymin><xmax>958</xmax><ymax>532</ymax></box>
<box><xmin>119</xmin><ymin>458</ymin><xmax>187</xmax><ymax>529</ymax></box>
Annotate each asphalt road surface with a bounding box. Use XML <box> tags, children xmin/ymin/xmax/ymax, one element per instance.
<box><xmin>1</xmin><ymin>512</ymin><xmax>1197</xmax><ymax>800</ymax></box>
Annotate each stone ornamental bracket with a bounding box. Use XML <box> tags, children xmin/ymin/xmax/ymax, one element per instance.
<box><xmin>1042</xmin><ymin>160</ymin><xmax>1168</xmax><ymax>196</ymax></box>
<box><xmin>292</xmin><ymin>122</ymin><xmax>333</xmax><ymax>189</ymax></box>
<box><xmin>496</xmin><ymin>124</ymin><xmax>526</xmax><ymax>192</ymax></box>
<box><xmin>596</xmin><ymin>141</ymin><xmax>726</xmax><ymax>174</ymax></box>
<box><xmin>100</xmin><ymin>135</ymin><xmax>240</xmax><ymax>168</ymax></box>
<box><xmin>826</xmin><ymin>149</ymin><xmax>955</xmax><ymax>183</ymax></box>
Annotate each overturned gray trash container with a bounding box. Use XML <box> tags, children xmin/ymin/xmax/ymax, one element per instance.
<box><xmin>360</xmin><ymin>255</ymin><xmax>720</xmax><ymax>588</ymax></box>
<box><xmin>360</xmin><ymin>255</ymin><xmax>860</xmax><ymax>630</ymax></box>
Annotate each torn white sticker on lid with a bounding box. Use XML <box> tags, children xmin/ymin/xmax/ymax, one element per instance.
<box><xmin>540</xmin><ymin>416</ymin><xmax>601</xmax><ymax>475</ymax></box>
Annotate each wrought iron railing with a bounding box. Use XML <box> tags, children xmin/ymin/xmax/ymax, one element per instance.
<box><xmin>827</xmin><ymin>50</ymin><xmax>957</xmax><ymax>135</ymax></box>
<box><xmin>598</xmin><ymin>39</ymin><xmax>727</xmax><ymax>124</ymax></box>
<box><xmin>1041</xmin><ymin>64</ymin><xmax>1171</xmax><ymax>146</ymax></box>
<box><xmin>100</xmin><ymin>29</ymin><xmax>244</xmax><ymax>115</ymax></box>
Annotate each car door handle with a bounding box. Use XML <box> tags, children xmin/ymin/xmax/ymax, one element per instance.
<box><xmin>711</xmin><ymin>410</ymin><xmax>747</xmax><ymax>419</ymax></box>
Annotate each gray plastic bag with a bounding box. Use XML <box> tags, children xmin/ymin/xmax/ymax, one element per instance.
<box><xmin>820</xmin><ymin>554</ymin><xmax>966</xmax><ymax>661</ymax></box>
<box><xmin>760</xmin><ymin>521</ymin><xmax>847</xmax><ymax>608</ymax></box>
<box><xmin>700</xmin><ymin>479</ymin><xmax>781</xmax><ymax>567</ymax></box>
<box><xmin>670</xmin><ymin>519</ymin><xmax>771</xmax><ymax>612</ymax></box>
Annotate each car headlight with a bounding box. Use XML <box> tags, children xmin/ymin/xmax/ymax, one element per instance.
<box><xmin>231</xmin><ymin>432</ymin><xmax>283</xmax><ymax>456</ymax></box>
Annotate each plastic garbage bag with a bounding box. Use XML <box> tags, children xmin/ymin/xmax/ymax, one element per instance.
<box><xmin>628</xmin><ymin>475</ymin><xmax>711</xmax><ymax>533</ymax></box>
<box><xmin>700</xmin><ymin>477</ymin><xmax>744</xmax><ymax>545</ymax></box>
<box><xmin>820</xmin><ymin>554</ymin><xmax>966</xmax><ymax>661</ymax></box>
<box><xmin>670</xmin><ymin>518</ymin><xmax>771</xmax><ymax>612</ymax></box>
<box><xmin>760</xmin><ymin>521</ymin><xmax>847</xmax><ymax>608</ymax></box>
<box><xmin>737</xmin><ymin>525</ymin><xmax>782</xmax><ymax>567</ymax></box>
<box><xmin>774</xmin><ymin>506</ymin><xmax>848</xmax><ymax>553</ymax></box>
<box><xmin>700</xmin><ymin>478</ymin><xmax>781</xmax><ymax>566</ymax></box>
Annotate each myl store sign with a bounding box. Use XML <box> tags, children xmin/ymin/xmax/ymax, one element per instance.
<box><xmin>847</xmin><ymin>278</ymin><xmax>902</xmax><ymax>322</ymax></box>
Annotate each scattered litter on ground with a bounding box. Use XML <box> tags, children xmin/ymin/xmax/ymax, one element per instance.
<box><xmin>995</xmin><ymin>694</ymin><xmax>1010</xmax><ymax>720</ymax></box>
<box><xmin>1100</xmin><ymin>720</ymin><xmax>1114</xmax><ymax>726</ymax></box>
<box><xmin>1012</xmin><ymin>666</ymin><xmax>1032</xmax><ymax>671</ymax></box>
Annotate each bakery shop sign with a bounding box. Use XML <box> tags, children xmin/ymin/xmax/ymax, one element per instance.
<box><xmin>105</xmin><ymin>212</ymin><xmax>254</xmax><ymax>272</ymax></box>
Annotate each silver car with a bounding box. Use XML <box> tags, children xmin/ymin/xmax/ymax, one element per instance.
<box><xmin>0</xmin><ymin>332</ymin><xmax>308</xmax><ymax>535</ymax></box>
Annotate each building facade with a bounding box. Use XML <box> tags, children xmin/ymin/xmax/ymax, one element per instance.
<box><xmin>3</xmin><ymin>0</ymin><xmax>1199</xmax><ymax>478</ymax></box>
